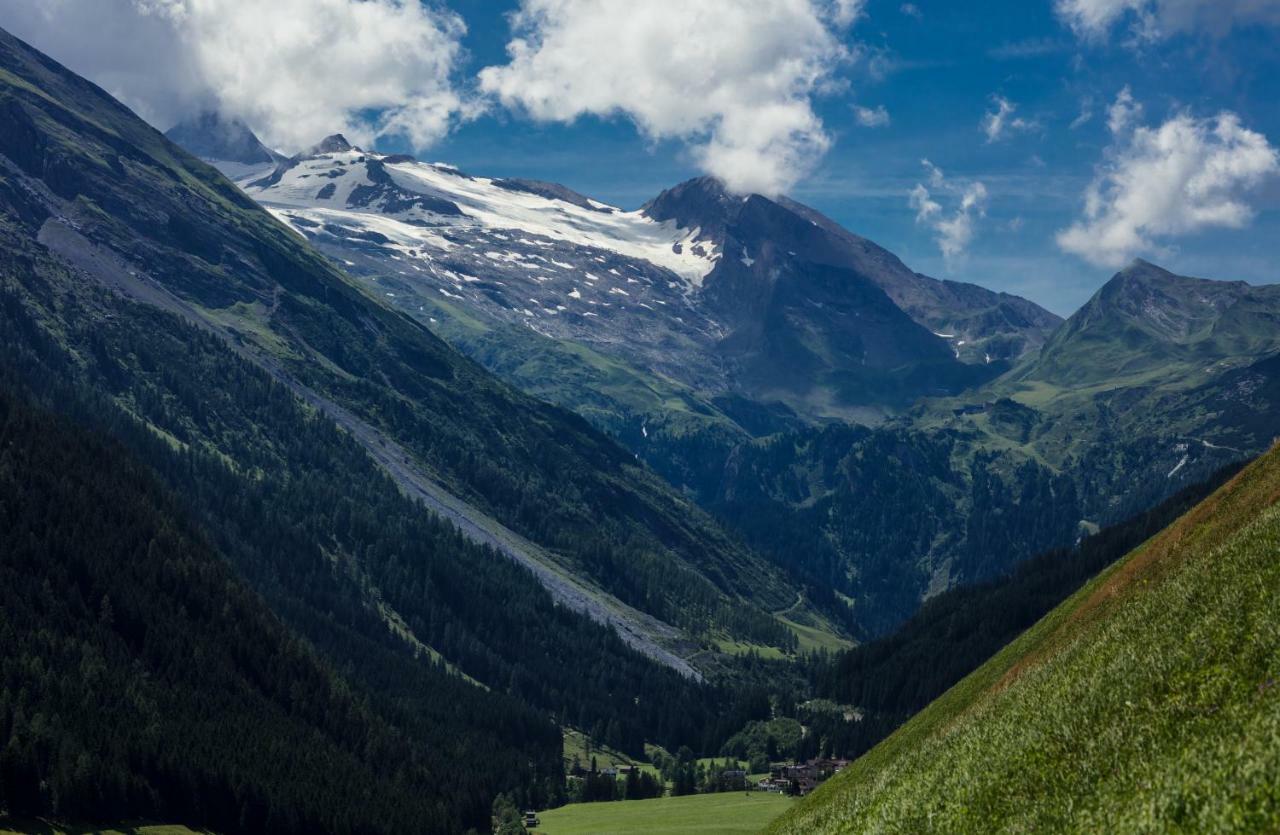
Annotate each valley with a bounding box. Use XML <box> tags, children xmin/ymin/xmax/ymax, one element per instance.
<box><xmin>186</xmin><ymin>116</ymin><xmax>1280</xmax><ymax>640</ymax></box>
<box><xmin>1</xmin><ymin>9</ymin><xmax>1278</xmax><ymax>835</ymax></box>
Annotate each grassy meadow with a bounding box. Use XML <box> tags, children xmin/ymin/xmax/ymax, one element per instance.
<box><xmin>534</xmin><ymin>792</ymin><xmax>794</xmax><ymax>834</ymax></box>
<box><xmin>771</xmin><ymin>444</ymin><xmax>1280</xmax><ymax>833</ymax></box>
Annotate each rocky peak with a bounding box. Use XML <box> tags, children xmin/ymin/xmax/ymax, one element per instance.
<box><xmin>641</xmin><ymin>176</ymin><xmax>745</xmax><ymax>239</ymax></box>
<box><xmin>308</xmin><ymin>134</ymin><xmax>355</xmax><ymax>156</ymax></box>
<box><xmin>164</xmin><ymin>111</ymin><xmax>279</xmax><ymax>165</ymax></box>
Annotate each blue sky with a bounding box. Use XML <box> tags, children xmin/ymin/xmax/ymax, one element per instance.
<box><xmin>6</xmin><ymin>0</ymin><xmax>1280</xmax><ymax>315</ymax></box>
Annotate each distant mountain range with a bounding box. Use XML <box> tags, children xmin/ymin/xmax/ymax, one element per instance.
<box><xmin>1024</xmin><ymin>258</ymin><xmax>1280</xmax><ymax>388</ymax></box>
<box><xmin>162</xmin><ymin>113</ymin><xmax>1280</xmax><ymax>637</ymax></box>
<box><xmin>169</xmin><ymin>115</ymin><xmax>1059</xmax><ymax>424</ymax></box>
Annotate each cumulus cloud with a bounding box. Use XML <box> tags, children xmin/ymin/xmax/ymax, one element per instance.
<box><xmin>900</xmin><ymin>3</ymin><xmax>923</xmax><ymax>20</ymax></box>
<box><xmin>910</xmin><ymin>159</ymin><xmax>988</xmax><ymax>262</ymax></box>
<box><xmin>4</xmin><ymin>0</ymin><xmax>469</xmax><ymax>153</ymax></box>
<box><xmin>853</xmin><ymin>104</ymin><xmax>891</xmax><ymax>127</ymax></box>
<box><xmin>478</xmin><ymin>0</ymin><xmax>859</xmax><ymax>196</ymax></box>
<box><xmin>982</xmin><ymin>96</ymin><xmax>1039</xmax><ymax>143</ymax></box>
<box><xmin>1057</xmin><ymin>0</ymin><xmax>1280</xmax><ymax>41</ymax></box>
<box><xmin>1057</xmin><ymin>91</ymin><xmax>1279</xmax><ymax>268</ymax></box>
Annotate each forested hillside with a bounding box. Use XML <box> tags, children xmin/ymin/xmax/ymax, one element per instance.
<box><xmin>0</xmin><ymin>379</ymin><xmax>557</xmax><ymax>834</ymax></box>
<box><xmin>0</xmin><ymin>23</ymin><xmax>805</xmax><ymax>656</ymax></box>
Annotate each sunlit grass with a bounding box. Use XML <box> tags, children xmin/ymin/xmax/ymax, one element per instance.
<box><xmin>772</xmin><ymin>446</ymin><xmax>1280</xmax><ymax>833</ymax></box>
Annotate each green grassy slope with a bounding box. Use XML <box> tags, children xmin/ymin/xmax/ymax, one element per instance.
<box><xmin>772</xmin><ymin>443</ymin><xmax>1280</xmax><ymax>833</ymax></box>
<box><xmin>1021</xmin><ymin>260</ymin><xmax>1280</xmax><ymax>392</ymax></box>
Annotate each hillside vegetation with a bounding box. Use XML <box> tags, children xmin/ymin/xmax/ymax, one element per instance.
<box><xmin>0</xmin><ymin>25</ymin><xmax>803</xmax><ymax>656</ymax></box>
<box><xmin>772</xmin><ymin>443</ymin><xmax>1280</xmax><ymax>833</ymax></box>
<box><xmin>0</xmin><ymin>25</ymin><xmax>828</xmax><ymax>832</ymax></box>
<box><xmin>0</xmin><ymin>383</ymin><xmax>531</xmax><ymax>834</ymax></box>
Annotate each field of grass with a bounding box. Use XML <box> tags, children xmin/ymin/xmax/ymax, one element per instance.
<box><xmin>776</xmin><ymin>614</ymin><xmax>853</xmax><ymax>654</ymax></box>
<box><xmin>771</xmin><ymin>444</ymin><xmax>1280</xmax><ymax>833</ymax></box>
<box><xmin>713</xmin><ymin>637</ymin><xmax>788</xmax><ymax>660</ymax></box>
<box><xmin>563</xmin><ymin>728</ymin><xmax>661</xmax><ymax>777</ymax></box>
<box><xmin>535</xmin><ymin>792</ymin><xmax>794</xmax><ymax>834</ymax></box>
<box><xmin>0</xmin><ymin>822</ymin><xmax>209</xmax><ymax>835</ymax></box>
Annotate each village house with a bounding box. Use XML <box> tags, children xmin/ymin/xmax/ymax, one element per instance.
<box><xmin>766</xmin><ymin>758</ymin><xmax>852</xmax><ymax>796</ymax></box>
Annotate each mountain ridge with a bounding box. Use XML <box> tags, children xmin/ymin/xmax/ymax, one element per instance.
<box><xmin>200</xmin><ymin>123</ymin><xmax>1057</xmax><ymax>421</ymax></box>
<box><xmin>1021</xmin><ymin>258</ymin><xmax>1280</xmax><ymax>388</ymax></box>
<box><xmin>0</xmin><ymin>24</ymin><xmax>813</xmax><ymax>671</ymax></box>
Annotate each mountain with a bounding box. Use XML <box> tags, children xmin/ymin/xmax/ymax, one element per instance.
<box><xmin>771</xmin><ymin>441</ymin><xmax>1280</xmax><ymax>833</ymax></box>
<box><xmin>1023</xmin><ymin>259</ymin><xmax>1280</xmax><ymax>388</ymax></box>
<box><xmin>164</xmin><ymin>110</ymin><xmax>283</xmax><ymax>178</ymax></box>
<box><xmin>191</xmin><ymin>123</ymin><xmax>1280</xmax><ymax>636</ymax></box>
<box><xmin>641</xmin><ymin>177</ymin><xmax>1003</xmax><ymax>416</ymax></box>
<box><xmin>0</xmin><ymin>378</ymin><xmax>554</xmax><ymax>834</ymax></box>
<box><xmin>0</xmin><ymin>24</ymin><xmax>842</xmax><ymax>828</ymax></box>
<box><xmin>0</xmin><ymin>24</ymin><xmax>817</xmax><ymax>666</ymax></box>
<box><xmin>228</xmin><ymin>146</ymin><xmax>1058</xmax><ymax>422</ymax></box>
<box><xmin>668</xmin><ymin>258</ymin><xmax>1280</xmax><ymax>636</ymax></box>
<box><xmin>799</xmin><ymin>462</ymin><xmax>1241</xmax><ymax>763</ymax></box>
<box><xmin>644</xmin><ymin>177</ymin><xmax>1062</xmax><ymax>368</ymax></box>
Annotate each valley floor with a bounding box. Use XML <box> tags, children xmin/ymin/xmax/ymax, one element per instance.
<box><xmin>0</xmin><ymin>823</ymin><xmax>209</xmax><ymax>835</ymax></box>
<box><xmin>534</xmin><ymin>792</ymin><xmax>794</xmax><ymax>834</ymax></box>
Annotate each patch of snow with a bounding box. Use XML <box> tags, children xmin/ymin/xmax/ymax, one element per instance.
<box><xmin>242</xmin><ymin>151</ymin><xmax>720</xmax><ymax>287</ymax></box>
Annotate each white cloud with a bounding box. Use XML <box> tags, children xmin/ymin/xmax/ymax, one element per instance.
<box><xmin>1057</xmin><ymin>0</ymin><xmax>1280</xmax><ymax>41</ymax></box>
<box><xmin>900</xmin><ymin>3</ymin><xmax>923</xmax><ymax>19</ymax></box>
<box><xmin>4</xmin><ymin>0</ymin><xmax>469</xmax><ymax>153</ymax></box>
<box><xmin>910</xmin><ymin>159</ymin><xmax>988</xmax><ymax>262</ymax></box>
<box><xmin>1106</xmin><ymin>85</ymin><xmax>1142</xmax><ymax>135</ymax></box>
<box><xmin>478</xmin><ymin>0</ymin><xmax>858</xmax><ymax>196</ymax></box>
<box><xmin>1057</xmin><ymin>95</ymin><xmax>1279</xmax><ymax>268</ymax></box>
<box><xmin>982</xmin><ymin>95</ymin><xmax>1039</xmax><ymax>143</ymax></box>
<box><xmin>831</xmin><ymin>0</ymin><xmax>868</xmax><ymax>26</ymax></box>
<box><xmin>853</xmin><ymin>104</ymin><xmax>891</xmax><ymax>127</ymax></box>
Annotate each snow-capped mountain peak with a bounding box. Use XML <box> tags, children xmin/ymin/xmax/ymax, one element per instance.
<box><xmin>241</xmin><ymin>141</ymin><xmax>723</xmax><ymax>287</ymax></box>
<box><xmin>172</xmin><ymin>124</ymin><xmax>1059</xmax><ymax>420</ymax></box>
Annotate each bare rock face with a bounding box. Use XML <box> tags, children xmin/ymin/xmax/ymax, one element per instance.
<box><xmin>166</xmin><ymin>111</ymin><xmax>282</xmax><ymax>166</ymax></box>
